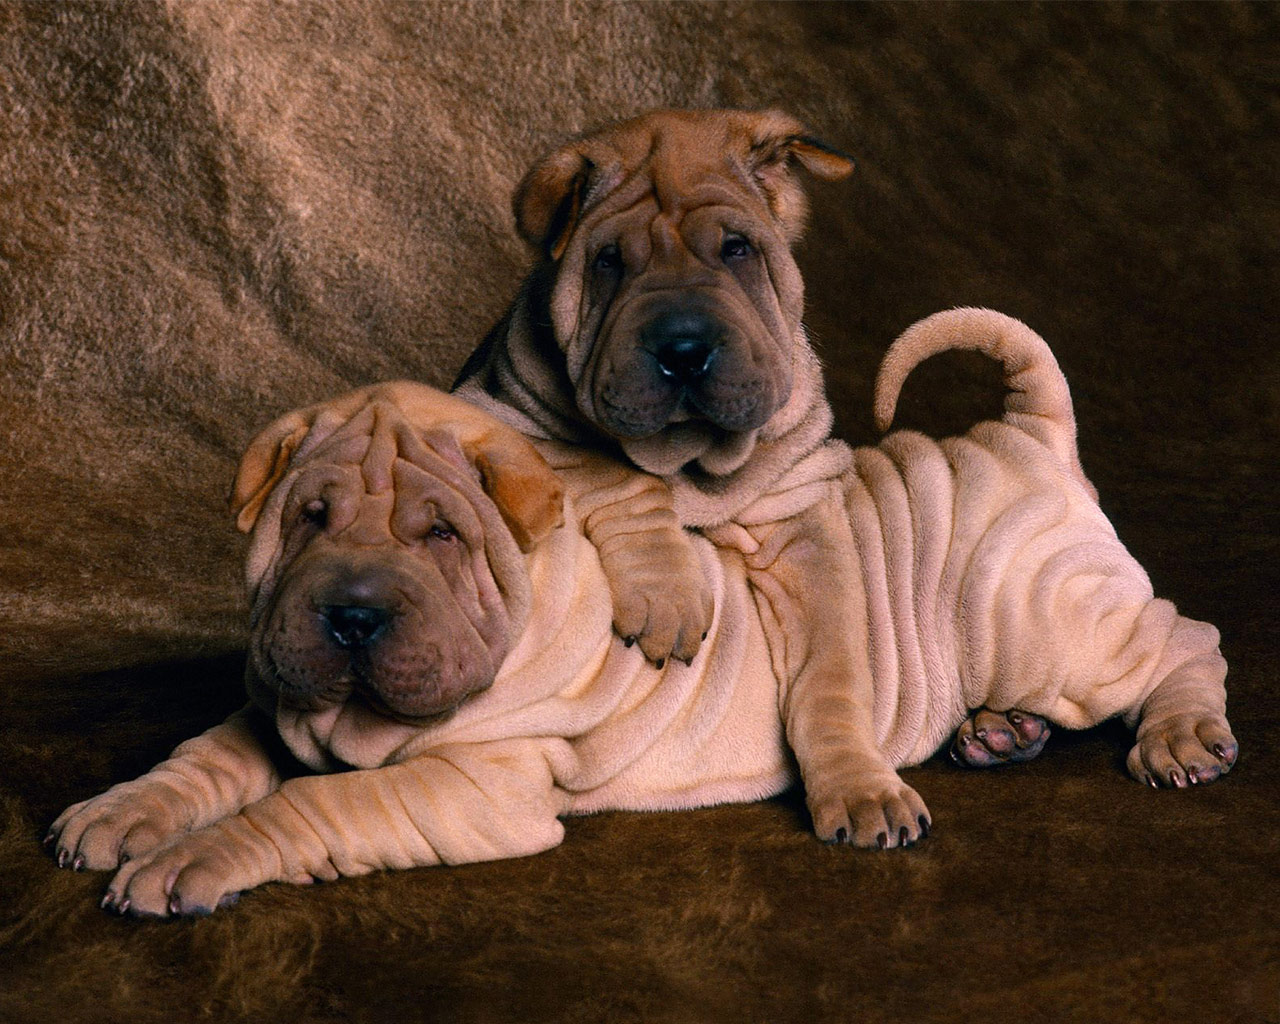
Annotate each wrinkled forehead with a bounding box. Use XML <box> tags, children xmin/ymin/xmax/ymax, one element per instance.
<box><xmin>584</xmin><ymin>115</ymin><xmax>773</xmax><ymax>227</ymax></box>
<box><xmin>286</xmin><ymin>418</ymin><xmax>491</xmax><ymax>542</ymax></box>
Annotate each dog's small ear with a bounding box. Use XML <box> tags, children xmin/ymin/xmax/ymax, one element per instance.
<box><xmin>772</xmin><ymin>135</ymin><xmax>856</xmax><ymax>181</ymax></box>
<box><xmin>230</xmin><ymin>413</ymin><xmax>310</xmax><ymax>533</ymax></box>
<box><xmin>746</xmin><ymin>111</ymin><xmax>855</xmax><ymax>240</ymax></box>
<box><xmin>514</xmin><ymin>146</ymin><xmax>596</xmax><ymax>261</ymax></box>
<box><xmin>462</xmin><ymin>428</ymin><xmax>564</xmax><ymax>552</ymax></box>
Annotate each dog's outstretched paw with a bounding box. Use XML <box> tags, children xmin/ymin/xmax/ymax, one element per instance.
<box><xmin>48</xmin><ymin>784</ymin><xmax>190</xmax><ymax>874</ymax></box>
<box><xmin>102</xmin><ymin>818</ymin><xmax>271</xmax><ymax>918</ymax></box>
<box><xmin>950</xmin><ymin>707</ymin><xmax>1050</xmax><ymax>768</ymax></box>
<box><xmin>1127</xmin><ymin>712</ymin><xmax>1237</xmax><ymax>788</ymax></box>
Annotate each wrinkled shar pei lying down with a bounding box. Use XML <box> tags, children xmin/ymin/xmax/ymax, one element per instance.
<box><xmin>49</xmin><ymin>308</ymin><xmax>1236</xmax><ymax>917</ymax></box>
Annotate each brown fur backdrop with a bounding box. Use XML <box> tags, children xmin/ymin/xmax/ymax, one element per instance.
<box><xmin>2</xmin><ymin>2</ymin><xmax>1277</xmax><ymax>1021</ymax></box>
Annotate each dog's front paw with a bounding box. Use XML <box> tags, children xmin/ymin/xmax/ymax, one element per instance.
<box><xmin>808</xmin><ymin>774</ymin><xmax>931</xmax><ymax>850</ymax></box>
<box><xmin>603</xmin><ymin>531</ymin><xmax>714</xmax><ymax>666</ymax></box>
<box><xmin>101</xmin><ymin>817</ymin><xmax>284</xmax><ymax>918</ymax></box>
<box><xmin>47</xmin><ymin>781</ymin><xmax>193</xmax><ymax>873</ymax></box>
<box><xmin>1127</xmin><ymin>712</ymin><xmax>1238</xmax><ymax>788</ymax></box>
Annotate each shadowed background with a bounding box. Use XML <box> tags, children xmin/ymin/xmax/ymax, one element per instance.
<box><xmin>1</xmin><ymin>2</ymin><xmax>1276</xmax><ymax>1021</ymax></box>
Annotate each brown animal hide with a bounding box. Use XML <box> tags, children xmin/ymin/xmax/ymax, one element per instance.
<box><xmin>1</xmin><ymin>3</ymin><xmax>1277</xmax><ymax>1022</ymax></box>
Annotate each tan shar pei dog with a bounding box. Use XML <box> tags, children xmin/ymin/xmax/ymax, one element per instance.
<box><xmin>48</xmin><ymin>308</ymin><xmax>1235</xmax><ymax>916</ymax></box>
<box><xmin>452</xmin><ymin>108</ymin><xmax>935</xmax><ymax>849</ymax></box>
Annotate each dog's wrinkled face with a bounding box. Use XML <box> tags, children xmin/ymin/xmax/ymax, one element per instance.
<box><xmin>234</xmin><ymin>401</ymin><xmax>561</xmax><ymax>724</ymax></box>
<box><xmin>516</xmin><ymin>109</ymin><xmax>853</xmax><ymax>467</ymax></box>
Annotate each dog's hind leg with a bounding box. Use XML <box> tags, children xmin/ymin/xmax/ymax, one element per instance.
<box><xmin>1122</xmin><ymin>609</ymin><xmax>1237</xmax><ymax>787</ymax></box>
<box><xmin>1041</xmin><ymin>583</ymin><xmax>1236</xmax><ymax>788</ymax></box>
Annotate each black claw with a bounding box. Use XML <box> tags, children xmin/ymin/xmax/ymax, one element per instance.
<box><xmin>654</xmin><ymin>658</ymin><xmax>665</xmax><ymax>670</ymax></box>
<box><xmin>701</xmin><ymin>631</ymin><xmax>708</xmax><ymax>640</ymax></box>
<box><xmin>72</xmin><ymin>854</ymin><xmax>85</xmax><ymax>872</ymax></box>
<box><xmin>918</xmin><ymin>815</ymin><xmax>931</xmax><ymax>839</ymax></box>
<box><xmin>876</xmin><ymin>832</ymin><xmax>887</xmax><ymax>850</ymax></box>
<box><xmin>898</xmin><ymin>825</ymin><xmax>910</xmax><ymax>847</ymax></box>
<box><xmin>623</xmin><ymin>636</ymin><xmax>636</xmax><ymax>648</ymax></box>
<box><xmin>834</xmin><ymin>827</ymin><xmax>848</xmax><ymax>844</ymax></box>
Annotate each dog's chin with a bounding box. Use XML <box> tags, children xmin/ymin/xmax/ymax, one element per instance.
<box><xmin>257</xmin><ymin>646</ymin><xmax>493</xmax><ymax>725</ymax></box>
<box><xmin>592</xmin><ymin>375</ymin><xmax>775</xmax><ymax>476</ymax></box>
<box><xmin>596</xmin><ymin>389</ymin><xmax>774</xmax><ymax>439</ymax></box>
<box><xmin>619</xmin><ymin>420</ymin><xmax>762</xmax><ymax>478</ymax></box>
<box><xmin>340</xmin><ymin>686</ymin><xmax>480</xmax><ymax>726</ymax></box>
<box><xmin>269</xmin><ymin>674</ymin><xmax>488</xmax><ymax>726</ymax></box>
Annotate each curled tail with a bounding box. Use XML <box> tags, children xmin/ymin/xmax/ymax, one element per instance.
<box><xmin>874</xmin><ymin>307</ymin><xmax>1096</xmax><ymax>498</ymax></box>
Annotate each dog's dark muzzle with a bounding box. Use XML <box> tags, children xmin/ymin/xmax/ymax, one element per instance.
<box><xmin>593</xmin><ymin>292</ymin><xmax>783</xmax><ymax>439</ymax></box>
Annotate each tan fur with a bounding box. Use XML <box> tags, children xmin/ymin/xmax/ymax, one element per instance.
<box><xmin>232</xmin><ymin>383</ymin><xmax>565</xmax><ymax>552</ymax></box>
<box><xmin>7</xmin><ymin>3</ymin><xmax>1272</xmax><ymax>1013</ymax></box>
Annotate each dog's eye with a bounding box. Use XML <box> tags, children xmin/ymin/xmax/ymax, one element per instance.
<box><xmin>427</xmin><ymin>522</ymin><xmax>457</xmax><ymax>543</ymax></box>
<box><xmin>301</xmin><ymin>500</ymin><xmax>327</xmax><ymax>528</ymax></box>
<box><xmin>720</xmin><ymin>235</ymin><xmax>754</xmax><ymax>263</ymax></box>
<box><xmin>592</xmin><ymin>245</ymin><xmax>623</xmax><ymax>274</ymax></box>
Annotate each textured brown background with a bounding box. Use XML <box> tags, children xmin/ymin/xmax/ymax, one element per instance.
<box><xmin>1</xmin><ymin>2</ymin><xmax>1277</xmax><ymax>1022</ymax></box>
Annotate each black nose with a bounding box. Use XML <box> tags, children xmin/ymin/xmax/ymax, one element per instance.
<box><xmin>323</xmin><ymin>605</ymin><xmax>389</xmax><ymax>649</ymax></box>
<box><xmin>643</xmin><ymin>311</ymin><xmax>720</xmax><ymax>383</ymax></box>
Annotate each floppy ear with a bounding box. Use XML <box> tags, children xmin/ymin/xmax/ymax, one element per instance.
<box><xmin>513</xmin><ymin>144</ymin><xmax>596</xmax><ymax>261</ymax></box>
<box><xmin>745</xmin><ymin>110</ymin><xmax>855</xmax><ymax>241</ymax></box>
<box><xmin>229</xmin><ymin>412</ymin><xmax>310</xmax><ymax>534</ymax></box>
<box><xmin>465</xmin><ymin>427</ymin><xmax>565</xmax><ymax>552</ymax></box>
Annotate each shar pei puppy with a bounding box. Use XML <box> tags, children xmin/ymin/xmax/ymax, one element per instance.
<box><xmin>48</xmin><ymin>388</ymin><xmax>800</xmax><ymax>915</ymax></box>
<box><xmin>454</xmin><ymin>107</ymin><xmax>934</xmax><ymax>848</ymax></box>
<box><xmin>48</xmin><ymin>309</ymin><xmax>1236</xmax><ymax>916</ymax></box>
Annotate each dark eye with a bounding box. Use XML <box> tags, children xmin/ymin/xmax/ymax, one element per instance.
<box><xmin>427</xmin><ymin>522</ymin><xmax>457</xmax><ymax>543</ymax></box>
<box><xmin>720</xmin><ymin>234</ymin><xmax>754</xmax><ymax>263</ymax></box>
<box><xmin>301</xmin><ymin>500</ymin><xmax>327</xmax><ymax>528</ymax></box>
<box><xmin>592</xmin><ymin>244</ymin><xmax>623</xmax><ymax>273</ymax></box>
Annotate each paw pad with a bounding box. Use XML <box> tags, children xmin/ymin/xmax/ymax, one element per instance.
<box><xmin>951</xmin><ymin>707</ymin><xmax>1051</xmax><ymax>768</ymax></box>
